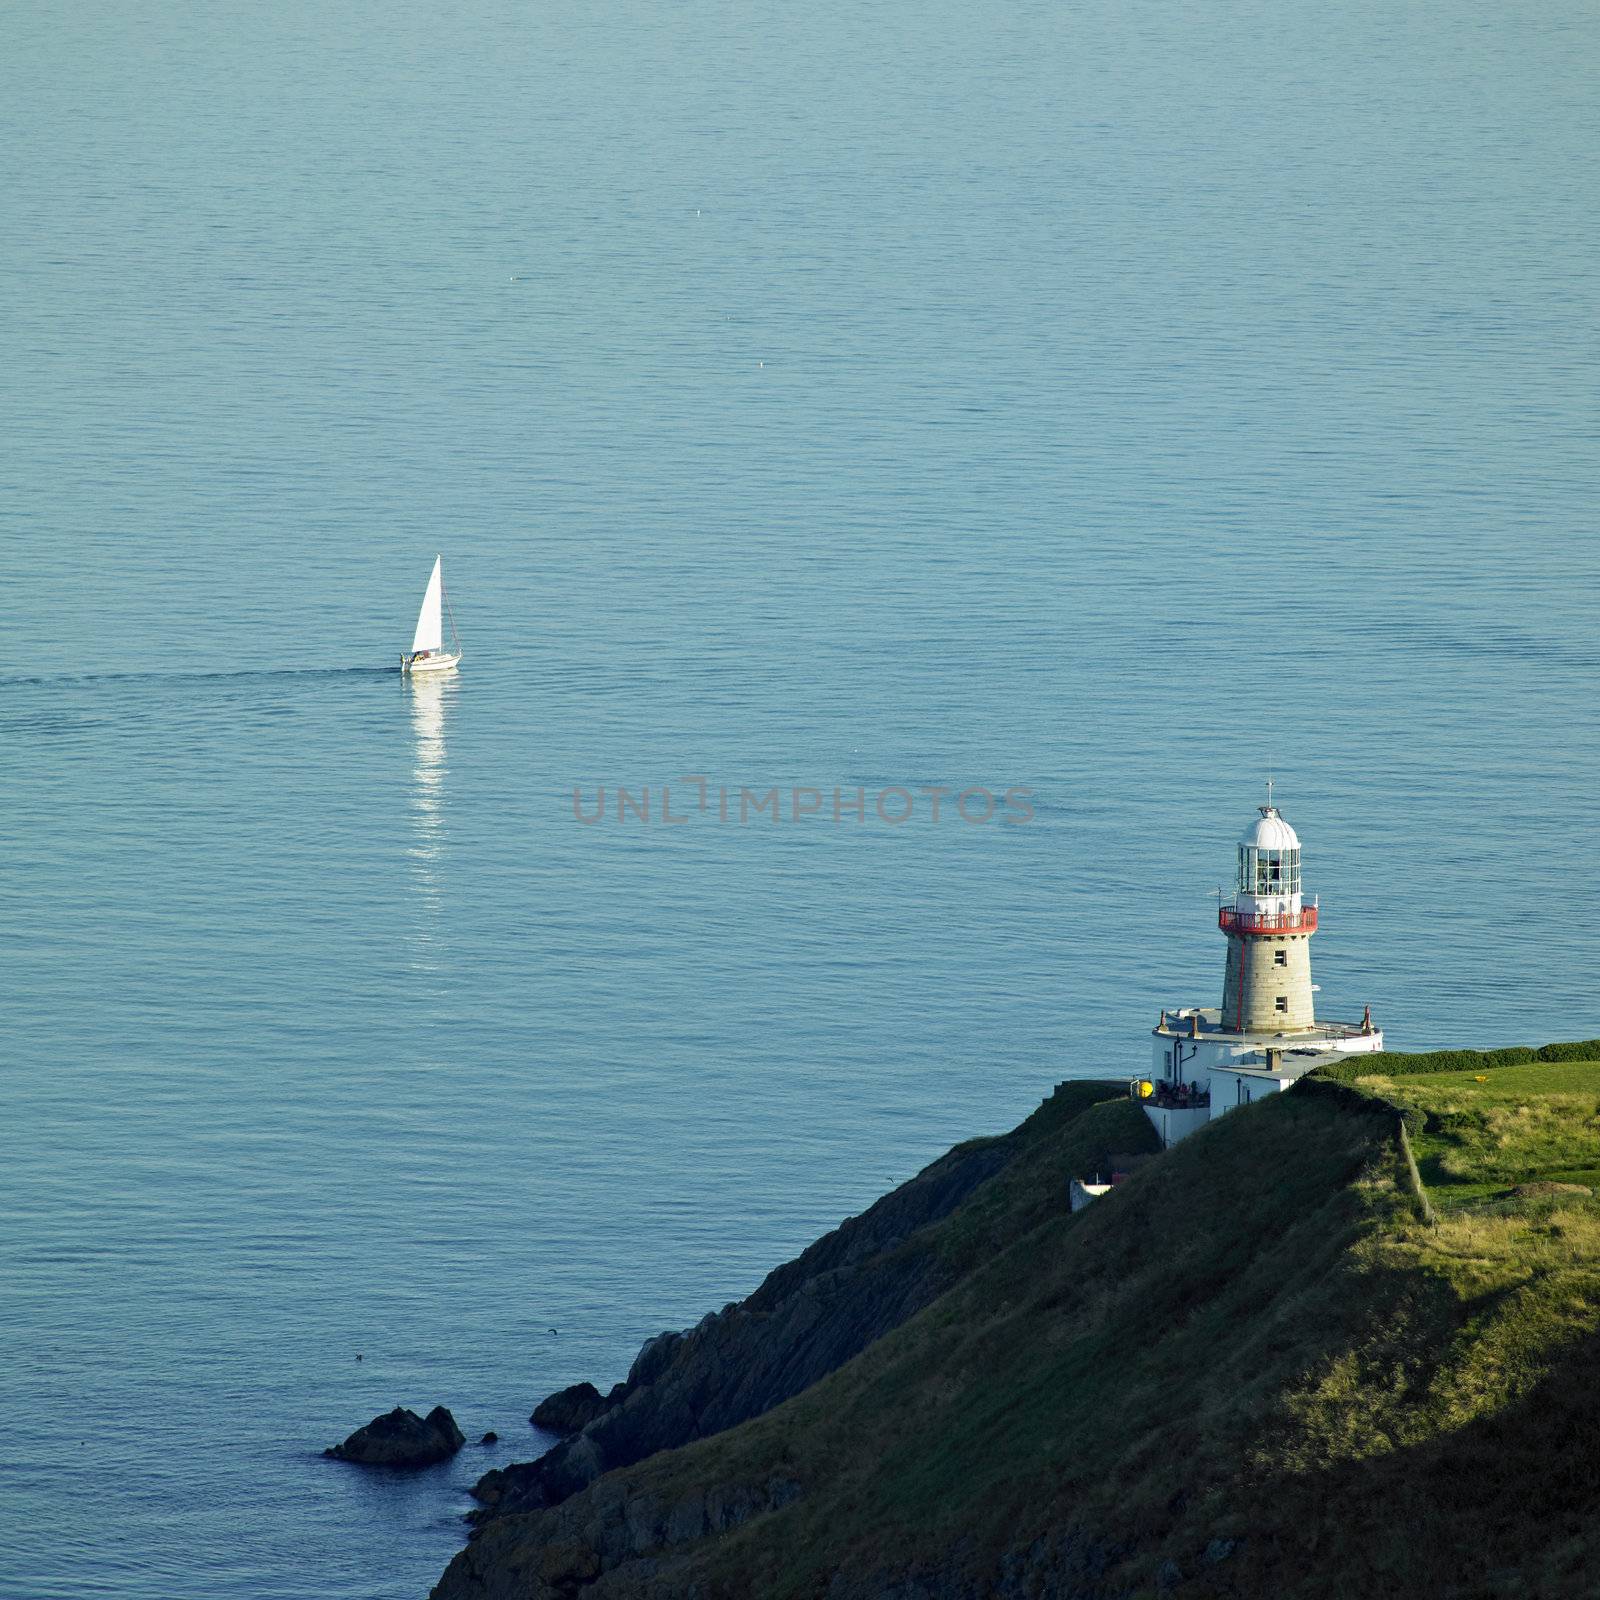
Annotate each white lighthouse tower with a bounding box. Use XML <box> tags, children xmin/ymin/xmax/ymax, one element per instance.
<box><xmin>1143</xmin><ymin>792</ymin><xmax>1385</xmax><ymax>1148</ymax></box>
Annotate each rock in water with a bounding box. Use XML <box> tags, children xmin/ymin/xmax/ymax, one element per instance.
<box><xmin>530</xmin><ymin>1381</ymin><xmax>610</xmax><ymax>1436</ymax></box>
<box><xmin>324</xmin><ymin>1405</ymin><xmax>465</xmax><ymax>1466</ymax></box>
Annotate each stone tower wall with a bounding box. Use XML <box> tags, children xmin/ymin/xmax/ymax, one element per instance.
<box><xmin>1221</xmin><ymin>932</ymin><xmax>1316</xmax><ymax>1032</ymax></box>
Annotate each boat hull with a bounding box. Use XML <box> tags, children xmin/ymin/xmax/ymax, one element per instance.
<box><xmin>402</xmin><ymin>652</ymin><xmax>461</xmax><ymax>675</ymax></box>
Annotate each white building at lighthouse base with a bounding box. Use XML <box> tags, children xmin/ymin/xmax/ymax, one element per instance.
<box><xmin>1143</xmin><ymin>1006</ymin><xmax>1384</xmax><ymax>1148</ymax></box>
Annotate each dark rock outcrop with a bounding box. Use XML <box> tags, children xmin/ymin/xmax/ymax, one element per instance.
<box><xmin>325</xmin><ymin>1405</ymin><xmax>465</xmax><ymax>1466</ymax></box>
<box><xmin>480</xmin><ymin>1431</ymin><xmax>499</xmax><ymax>1445</ymax></box>
<box><xmin>436</xmin><ymin>1468</ymin><xmax>810</xmax><ymax>1599</ymax></box>
<box><xmin>529</xmin><ymin>1381</ymin><xmax>611</xmax><ymax>1436</ymax></box>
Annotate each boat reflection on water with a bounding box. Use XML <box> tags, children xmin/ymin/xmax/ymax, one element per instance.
<box><xmin>405</xmin><ymin>672</ymin><xmax>454</xmax><ymax>968</ymax></box>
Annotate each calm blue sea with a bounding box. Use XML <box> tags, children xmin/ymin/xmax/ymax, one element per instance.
<box><xmin>3</xmin><ymin>0</ymin><xmax>1597</xmax><ymax>1595</ymax></box>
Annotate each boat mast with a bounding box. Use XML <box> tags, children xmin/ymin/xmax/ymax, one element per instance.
<box><xmin>442</xmin><ymin>568</ymin><xmax>461</xmax><ymax>655</ymax></box>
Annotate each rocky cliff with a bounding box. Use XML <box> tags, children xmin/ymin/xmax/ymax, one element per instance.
<box><xmin>471</xmin><ymin>1079</ymin><xmax>1149</xmax><ymax>1519</ymax></box>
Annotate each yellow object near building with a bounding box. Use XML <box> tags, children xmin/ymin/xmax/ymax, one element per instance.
<box><xmin>1136</xmin><ymin>1080</ymin><xmax>1154</xmax><ymax>1099</ymax></box>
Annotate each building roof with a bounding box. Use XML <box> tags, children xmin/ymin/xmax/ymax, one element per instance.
<box><xmin>1214</xmin><ymin>1051</ymin><xmax>1338</xmax><ymax>1082</ymax></box>
<box><xmin>1152</xmin><ymin>1006</ymin><xmax>1374</xmax><ymax>1045</ymax></box>
<box><xmin>1240</xmin><ymin>805</ymin><xmax>1300</xmax><ymax>851</ymax></box>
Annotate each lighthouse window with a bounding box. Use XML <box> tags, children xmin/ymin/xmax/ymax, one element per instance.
<box><xmin>1241</xmin><ymin>845</ymin><xmax>1301</xmax><ymax>896</ymax></box>
<box><xmin>1275</xmin><ymin>995</ymin><xmax>1288</xmax><ymax>1013</ymax></box>
<box><xmin>1274</xmin><ymin>949</ymin><xmax>1287</xmax><ymax>967</ymax></box>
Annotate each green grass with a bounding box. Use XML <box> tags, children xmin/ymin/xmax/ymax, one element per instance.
<box><xmin>1351</xmin><ymin>1059</ymin><xmax>1600</xmax><ymax>1208</ymax></box>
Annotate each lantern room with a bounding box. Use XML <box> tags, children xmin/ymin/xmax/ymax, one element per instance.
<box><xmin>1236</xmin><ymin>806</ymin><xmax>1303</xmax><ymax>916</ymax></box>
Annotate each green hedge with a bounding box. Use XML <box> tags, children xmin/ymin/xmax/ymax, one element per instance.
<box><xmin>1308</xmin><ymin>1039</ymin><xmax>1600</xmax><ymax>1084</ymax></box>
<box><xmin>1534</xmin><ymin>1039</ymin><xmax>1600</xmax><ymax>1062</ymax></box>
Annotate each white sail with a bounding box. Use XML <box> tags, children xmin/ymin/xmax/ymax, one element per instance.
<box><xmin>411</xmin><ymin>557</ymin><xmax>444</xmax><ymax>654</ymax></box>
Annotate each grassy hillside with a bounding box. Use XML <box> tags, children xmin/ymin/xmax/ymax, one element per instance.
<box><xmin>436</xmin><ymin>1051</ymin><xmax>1600</xmax><ymax>1600</ymax></box>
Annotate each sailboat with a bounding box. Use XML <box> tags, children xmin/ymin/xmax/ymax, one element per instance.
<box><xmin>401</xmin><ymin>556</ymin><xmax>462</xmax><ymax>675</ymax></box>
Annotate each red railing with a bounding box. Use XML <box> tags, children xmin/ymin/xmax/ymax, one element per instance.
<box><xmin>1219</xmin><ymin>905</ymin><xmax>1318</xmax><ymax>935</ymax></box>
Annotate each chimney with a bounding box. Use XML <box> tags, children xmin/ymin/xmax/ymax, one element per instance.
<box><xmin>1362</xmin><ymin>1004</ymin><xmax>1373</xmax><ymax>1035</ymax></box>
<box><xmin>1190</xmin><ymin>1013</ymin><xmax>1200</xmax><ymax>1038</ymax></box>
<box><xmin>1266</xmin><ymin>1047</ymin><xmax>1282</xmax><ymax>1073</ymax></box>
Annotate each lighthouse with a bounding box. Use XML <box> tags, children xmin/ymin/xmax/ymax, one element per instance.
<box><xmin>1143</xmin><ymin>793</ymin><xmax>1385</xmax><ymax>1147</ymax></box>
